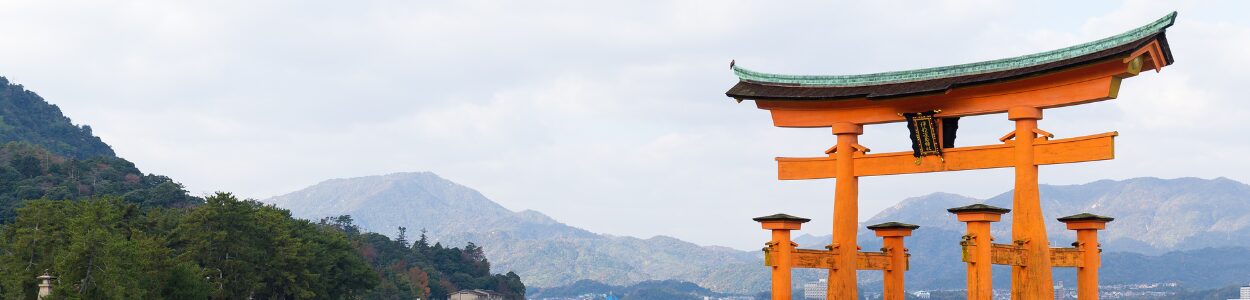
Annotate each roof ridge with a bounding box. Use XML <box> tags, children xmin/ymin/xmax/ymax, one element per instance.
<box><xmin>732</xmin><ymin>11</ymin><xmax>1176</xmax><ymax>87</ymax></box>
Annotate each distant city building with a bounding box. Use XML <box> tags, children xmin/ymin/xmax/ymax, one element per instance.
<box><xmin>1225</xmin><ymin>283</ymin><xmax>1250</xmax><ymax>300</ymax></box>
<box><xmin>911</xmin><ymin>290</ymin><xmax>931</xmax><ymax>299</ymax></box>
<box><xmin>449</xmin><ymin>289</ymin><xmax>504</xmax><ymax>300</ymax></box>
<box><xmin>803</xmin><ymin>279</ymin><xmax>827</xmax><ymax>299</ymax></box>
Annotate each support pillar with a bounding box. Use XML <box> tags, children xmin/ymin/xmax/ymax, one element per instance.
<box><xmin>830</xmin><ymin>122</ymin><xmax>864</xmax><ymax>300</ymax></box>
<box><xmin>1058</xmin><ymin>213</ymin><xmax>1114</xmax><ymax>300</ymax></box>
<box><xmin>754</xmin><ymin>213</ymin><xmax>810</xmax><ymax>300</ymax></box>
<box><xmin>948</xmin><ymin>204</ymin><xmax>1012</xmax><ymax>300</ymax></box>
<box><xmin>868</xmin><ymin>222</ymin><xmax>919</xmax><ymax>300</ymax></box>
<box><xmin>1006</xmin><ymin>106</ymin><xmax>1054</xmax><ymax>300</ymax></box>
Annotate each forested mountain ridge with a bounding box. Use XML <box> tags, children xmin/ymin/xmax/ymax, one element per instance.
<box><xmin>0</xmin><ymin>76</ymin><xmax>200</xmax><ymax>219</ymax></box>
<box><xmin>0</xmin><ymin>77</ymin><xmax>113</xmax><ymax>159</ymax></box>
<box><xmin>0</xmin><ymin>141</ymin><xmax>202</xmax><ymax>221</ymax></box>
<box><xmin>0</xmin><ymin>76</ymin><xmax>524</xmax><ymax>299</ymax></box>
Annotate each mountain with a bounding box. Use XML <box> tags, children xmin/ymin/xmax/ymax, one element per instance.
<box><xmin>0</xmin><ymin>77</ymin><xmax>114</xmax><ymax>159</ymax></box>
<box><xmin>860</xmin><ymin>177</ymin><xmax>1250</xmax><ymax>254</ymax></box>
<box><xmin>0</xmin><ymin>77</ymin><xmax>200</xmax><ymax>219</ymax></box>
<box><xmin>264</xmin><ymin>172</ymin><xmax>767</xmax><ymax>293</ymax></box>
<box><xmin>800</xmin><ymin>177</ymin><xmax>1250</xmax><ymax>291</ymax></box>
<box><xmin>266</xmin><ymin>174</ymin><xmax>1250</xmax><ymax>294</ymax></box>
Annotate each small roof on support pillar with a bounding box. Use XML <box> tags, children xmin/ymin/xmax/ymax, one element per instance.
<box><xmin>1057</xmin><ymin>213</ymin><xmax>1115</xmax><ymax>223</ymax></box>
<box><xmin>866</xmin><ymin>222</ymin><xmax>920</xmax><ymax>230</ymax></box>
<box><xmin>726</xmin><ymin>12</ymin><xmax>1175</xmax><ymax>101</ymax></box>
<box><xmin>752</xmin><ymin>213</ymin><xmax>811</xmax><ymax>223</ymax></box>
<box><xmin>947</xmin><ymin>204</ymin><xmax>1012</xmax><ymax>214</ymax></box>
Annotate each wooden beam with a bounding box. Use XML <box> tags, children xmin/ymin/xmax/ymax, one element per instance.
<box><xmin>989</xmin><ymin>243</ymin><xmax>1028</xmax><ymax>266</ymax></box>
<box><xmin>964</xmin><ymin>245</ymin><xmax>1085</xmax><ymax>268</ymax></box>
<box><xmin>776</xmin><ymin>132</ymin><xmax>1116</xmax><ymax>180</ymax></box>
<box><xmin>765</xmin><ymin>249</ymin><xmax>897</xmax><ymax>270</ymax></box>
<box><xmin>1050</xmin><ymin>247</ymin><xmax>1084</xmax><ymax>268</ymax></box>
<box><xmin>756</xmin><ymin>58</ymin><xmax>1136</xmax><ymax>127</ymax></box>
<box><xmin>857</xmin><ymin>251</ymin><xmax>893</xmax><ymax>271</ymax></box>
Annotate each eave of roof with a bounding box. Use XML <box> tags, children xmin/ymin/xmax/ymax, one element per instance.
<box><xmin>727</xmin><ymin>12</ymin><xmax>1176</xmax><ymax>101</ymax></box>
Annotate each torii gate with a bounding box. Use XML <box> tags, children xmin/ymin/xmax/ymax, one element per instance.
<box><xmin>731</xmin><ymin>12</ymin><xmax>1176</xmax><ymax>300</ymax></box>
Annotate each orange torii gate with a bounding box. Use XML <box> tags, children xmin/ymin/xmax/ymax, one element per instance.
<box><xmin>732</xmin><ymin>12</ymin><xmax>1176</xmax><ymax>300</ymax></box>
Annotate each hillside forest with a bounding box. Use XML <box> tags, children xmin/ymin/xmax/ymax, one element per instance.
<box><xmin>0</xmin><ymin>77</ymin><xmax>525</xmax><ymax>299</ymax></box>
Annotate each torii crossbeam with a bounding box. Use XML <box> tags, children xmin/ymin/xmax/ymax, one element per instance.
<box><xmin>728</xmin><ymin>12</ymin><xmax>1176</xmax><ymax>300</ymax></box>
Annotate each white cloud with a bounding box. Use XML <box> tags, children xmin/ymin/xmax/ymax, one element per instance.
<box><xmin>0</xmin><ymin>0</ymin><xmax>1246</xmax><ymax>250</ymax></box>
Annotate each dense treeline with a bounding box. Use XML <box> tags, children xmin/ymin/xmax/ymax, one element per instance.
<box><xmin>0</xmin><ymin>194</ymin><xmax>376</xmax><ymax>299</ymax></box>
<box><xmin>0</xmin><ymin>142</ymin><xmax>202</xmax><ymax>221</ymax></box>
<box><xmin>0</xmin><ymin>194</ymin><xmax>526</xmax><ymax>299</ymax></box>
<box><xmin>323</xmin><ymin>217</ymin><xmax>525</xmax><ymax>300</ymax></box>
<box><xmin>0</xmin><ymin>77</ymin><xmax>114</xmax><ymax>159</ymax></box>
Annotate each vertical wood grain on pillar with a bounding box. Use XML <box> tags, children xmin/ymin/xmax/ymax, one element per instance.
<box><xmin>968</xmin><ymin>221</ymin><xmax>992</xmax><ymax>300</ymax></box>
<box><xmin>1007</xmin><ymin>107</ymin><xmax>1055</xmax><ymax>300</ymax></box>
<box><xmin>1060</xmin><ymin>214</ymin><xmax>1112</xmax><ymax>300</ymax></box>
<box><xmin>772</xmin><ymin>229</ymin><xmax>794</xmax><ymax>300</ymax></box>
<box><xmin>950</xmin><ymin>206</ymin><xmax>1009</xmax><ymax>300</ymax></box>
<box><xmin>830</xmin><ymin>122</ymin><xmax>863</xmax><ymax>300</ymax></box>
<box><xmin>868</xmin><ymin>225</ymin><xmax>916</xmax><ymax>300</ymax></box>
<box><xmin>1076</xmin><ymin>229</ymin><xmax>1100</xmax><ymax>300</ymax></box>
<box><xmin>756</xmin><ymin>214</ymin><xmax>809</xmax><ymax>300</ymax></box>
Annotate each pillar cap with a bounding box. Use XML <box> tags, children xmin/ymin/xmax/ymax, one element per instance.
<box><xmin>946</xmin><ymin>203</ymin><xmax>1011</xmax><ymax>214</ymax></box>
<box><xmin>1007</xmin><ymin>106</ymin><xmax>1043</xmax><ymax>120</ymax></box>
<box><xmin>1057</xmin><ymin>213</ymin><xmax>1114</xmax><ymax>223</ymax></box>
<box><xmin>752</xmin><ymin>213</ymin><xmax>811</xmax><ymax>223</ymax></box>
<box><xmin>830</xmin><ymin>122</ymin><xmax>863</xmax><ymax>135</ymax></box>
<box><xmin>866</xmin><ymin>221</ymin><xmax>920</xmax><ymax>230</ymax></box>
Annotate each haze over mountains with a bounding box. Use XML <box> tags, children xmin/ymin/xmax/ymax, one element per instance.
<box><xmin>264</xmin><ymin>172</ymin><xmax>767</xmax><ymax>293</ymax></box>
<box><xmin>265</xmin><ymin>172</ymin><xmax>1250</xmax><ymax>293</ymax></box>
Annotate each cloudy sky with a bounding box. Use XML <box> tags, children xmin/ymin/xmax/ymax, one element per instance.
<box><xmin>1</xmin><ymin>1</ymin><xmax>1246</xmax><ymax>250</ymax></box>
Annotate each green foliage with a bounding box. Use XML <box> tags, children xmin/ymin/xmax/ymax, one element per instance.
<box><xmin>0</xmin><ymin>142</ymin><xmax>201</xmax><ymax>222</ymax></box>
<box><xmin>0</xmin><ymin>194</ymin><xmax>378</xmax><ymax>299</ymax></box>
<box><xmin>0</xmin><ymin>198</ymin><xmax>191</xmax><ymax>300</ymax></box>
<box><xmin>0</xmin><ymin>77</ymin><xmax>114</xmax><ymax>159</ymax></box>
<box><xmin>326</xmin><ymin>219</ymin><xmax>527</xmax><ymax>300</ymax></box>
<box><xmin>174</xmin><ymin>192</ymin><xmax>378</xmax><ymax>299</ymax></box>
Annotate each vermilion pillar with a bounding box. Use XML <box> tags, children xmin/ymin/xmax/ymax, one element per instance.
<box><xmin>754</xmin><ymin>213</ymin><xmax>810</xmax><ymax>300</ymax></box>
<box><xmin>830</xmin><ymin>122</ymin><xmax>863</xmax><ymax>300</ymax></box>
<box><xmin>1007</xmin><ymin>106</ymin><xmax>1054</xmax><ymax>300</ymax></box>
<box><xmin>948</xmin><ymin>204</ymin><xmax>1012</xmax><ymax>300</ymax></box>
<box><xmin>868</xmin><ymin>222</ymin><xmax>919</xmax><ymax>300</ymax></box>
<box><xmin>1058</xmin><ymin>213</ymin><xmax>1114</xmax><ymax>300</ymax></box>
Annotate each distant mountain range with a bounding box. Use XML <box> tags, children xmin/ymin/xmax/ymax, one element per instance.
<box><xmin>264</xmin><ymin>173</ymin><xmax>1250</xmax><ymax>294</ymax></box>
<box><xmin>854</xmin><ymin>177</ymin><xmax>1250</xmax><ymax>254</ymax></box>
<box><xmin>797</xmin><ymin>177</ymin><xmax>1250</xmax><ymax>290</ymax></box>
<box><xmin>264</xmin><ymin>172</ymin><xmax>768</xmax><ymax>293</ymax></box>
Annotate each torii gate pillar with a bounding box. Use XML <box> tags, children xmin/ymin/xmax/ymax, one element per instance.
<box><xmin>1007</xmin><ymin>106</ymin><xmax>1054</xmax><ymax>299</ymax></box>
<box><xmin>830</xmin><ymin>122</ymin><xmax>863</xmax><ymax>299</ymax></box>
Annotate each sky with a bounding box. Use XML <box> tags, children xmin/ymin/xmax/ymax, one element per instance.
<box><xmin>0</xmin><ymin>0</ymin><xmax>1247</xmax><ymax>250</ymax></box>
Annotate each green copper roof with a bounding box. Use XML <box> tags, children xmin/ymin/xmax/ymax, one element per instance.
<box><xmin>732</xmin><ymin>12</ymin><xmax>1176</xmax><ymax>87</ymax></box>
